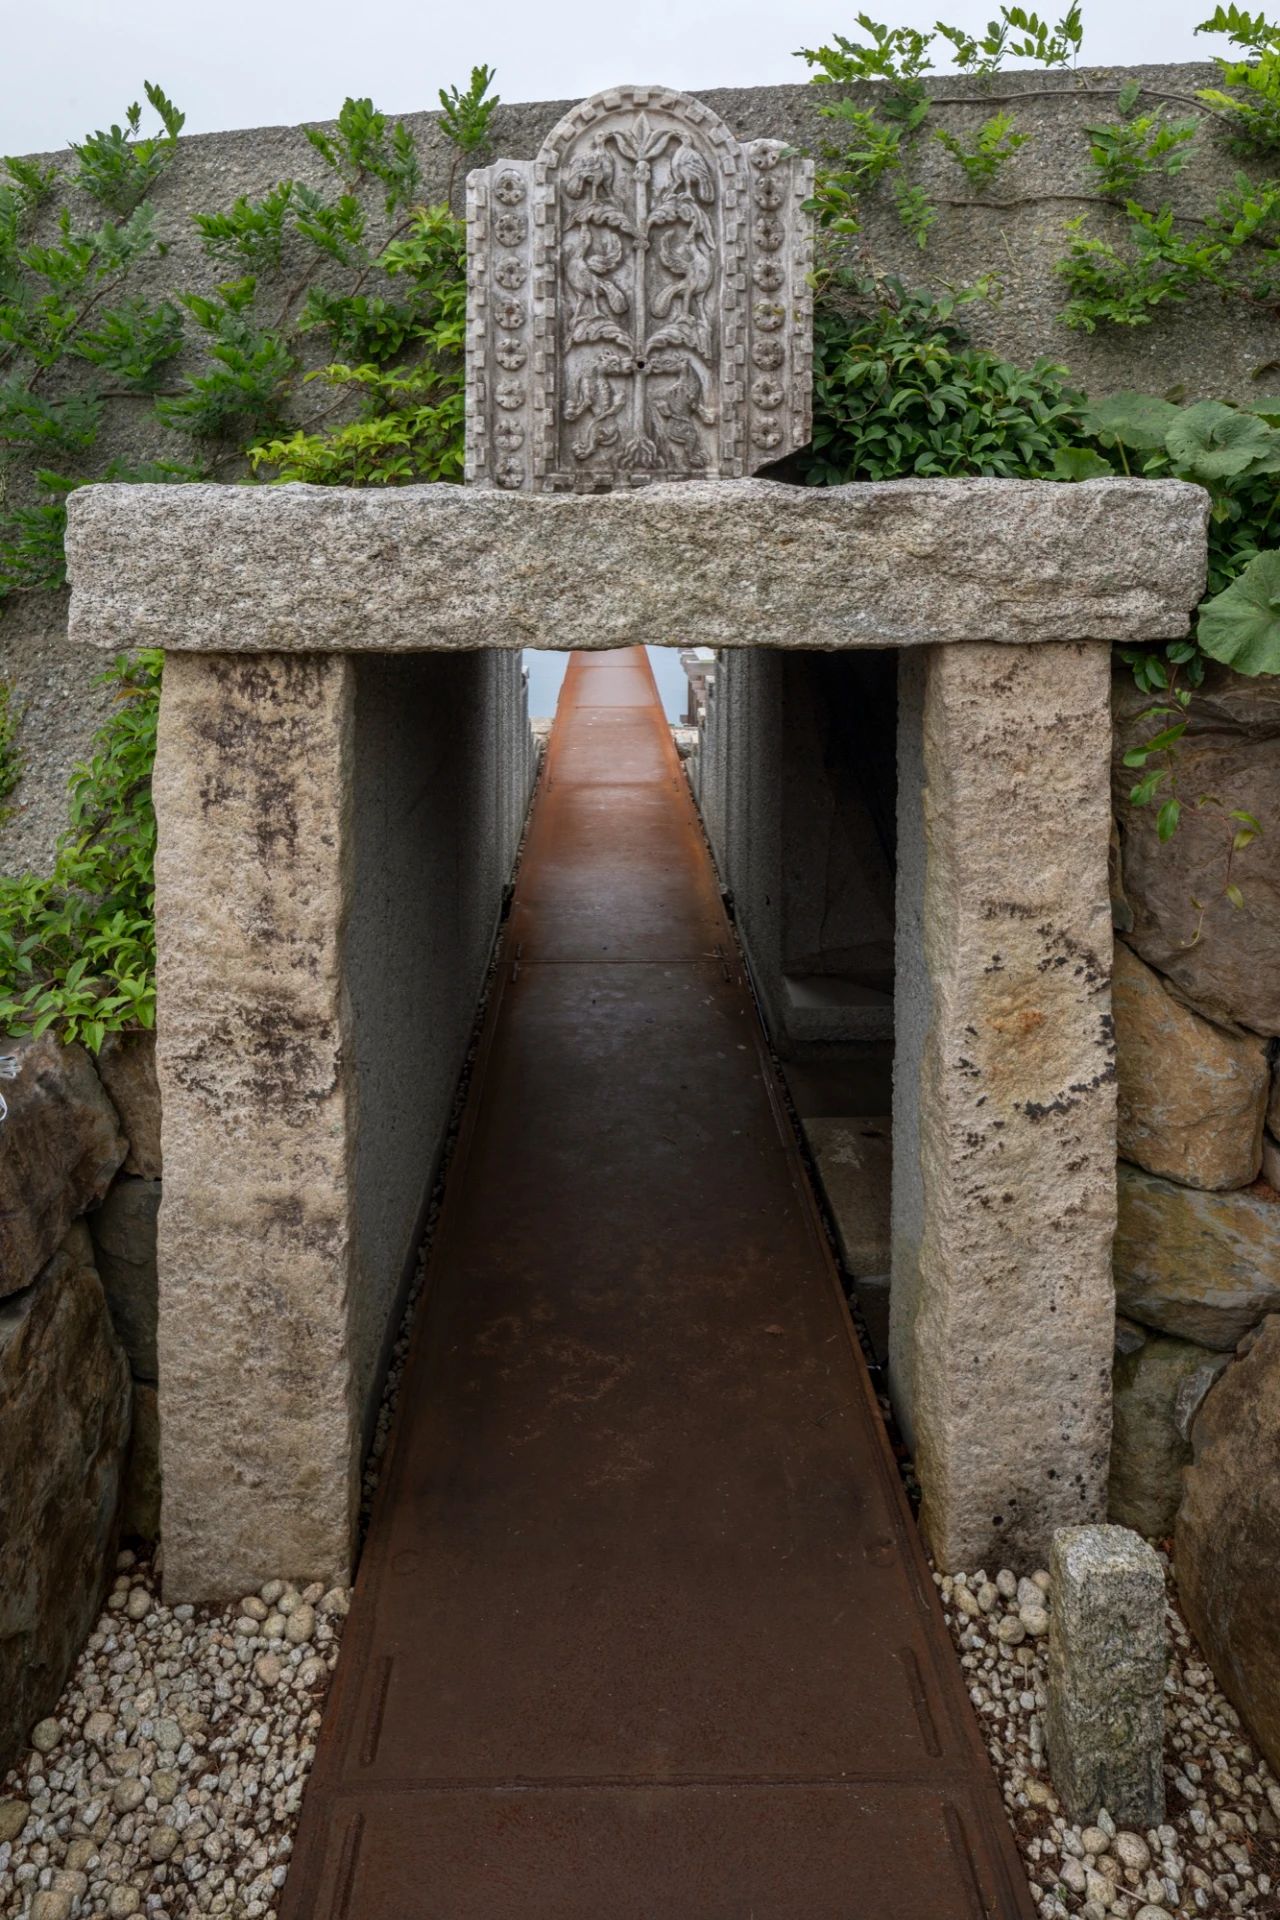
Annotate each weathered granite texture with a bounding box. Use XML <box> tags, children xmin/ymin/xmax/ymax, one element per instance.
<box><xmin>1045</xmin><ymin>1525</ymin><xmax>1166</xmax><ymax>1828</ymax></box>
<box><xmin>95</xmin><ymin>1031</ymin><xmax>162</xmax><ymax>1179</ymax></box>
<box><xmin>1109</xmin><ymin>1332</ymin><xmax>1226</xmax><ymax>1541</ymax></box>
<box><xmin>1115</xmin><ymin>1164</ymin><xmax>1280</xmax><ymax>1348</ymax></box>
<box><xmin>153</xmin><ymin>651</ymin><xmax>361</xmax><ymax>1599</ymax></box>
<box><xmin>1178</xmin><ymin>1315</ymin><xmax>1280</xmax><ymax>1777</ymax></box>
<box><xmin>1114</xmin><ymin>669</ymin><xmax>1280</xmax><ymax>1038</ymax></box>
<box><xmin>0</xmin><ymin>1222</ymin><xmax>131</xmax><ymax>1774</ymax></box>
<box><xmin>1112</xmin><ymin>940</ymin><xmax>1268</xmax><ymax>1191</ymax></box>
<box><xmin>468</xmin><ymin>88</ymin><xmax>812</xmax><ymax>490</ymax></box>
<box><xmin>891</xmin><ymin>642</ymin><xmax>1117</xmax><ymax>1571</ymax></box>
<box><xmin>151</xmin><ymin>648</ymin><xmax>536</xmax><ymax>1599</ymax></box>
<box><xmin>0</xmin><ymin>1034</ymin><xmax>126</xmax><ymax>1299</ymax></box>
<box><xmin>65</xmin><ymin>476</ymin><xmax>1208</xmax><ymax>657</ymax></box>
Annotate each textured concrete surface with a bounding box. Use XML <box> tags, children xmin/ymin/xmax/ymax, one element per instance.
<box><xmin>1114</xmin><ymin>1163</ymin><xmax>1280</xmax><ymax>1348</ymax></box>
<box><xmin>1045</xmin><ymin>1525</ymin><xmax>1166</xmax><ymax>1827</ymax></box>
<box><xmin>151</xmin><ymin>650</ymin><xmax>534</xmax><ymax>1599</ymax></box>
<box><xmin>891</xmin><ymin>643</ymin><xmax>1117</xmax><ymax>1572</ymax></box>
<box><xmin>0</xmin><ymin>1222</ymin><xmax>131</xmax><ymax>1775</ymax></box>
<box><xmin>1</xmin><ymin>65</ymin><xmax>1249</xmax><ymax>870</ymax></box>
<box><xmin>66</xmin><ymin>476</ymin><xmax>1208</xmax><ymax>657</ymax></box>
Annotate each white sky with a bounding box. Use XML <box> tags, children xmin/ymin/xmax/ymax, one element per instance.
<box><xmin>3</xmin><ymin>0</ymin><xmax>1230</xmax><ymax>158</ymax></box>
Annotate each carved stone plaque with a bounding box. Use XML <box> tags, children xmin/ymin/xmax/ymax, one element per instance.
<box><xmin>466</xmin><ymin>85</ymin><xmax>813</xmax><ymax>491</ymax></box>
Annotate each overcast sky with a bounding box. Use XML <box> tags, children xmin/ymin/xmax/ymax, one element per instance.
<box><xmin>3</xmin><ymin>0</ymin><xmax>1229</xmax><ymax>158</ymax></box>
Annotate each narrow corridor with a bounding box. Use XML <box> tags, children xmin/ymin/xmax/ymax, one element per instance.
<box><xmin>280</xmin><ymin>648</ymin><xmax>1031</xmax><ymax>1919</ymax></box>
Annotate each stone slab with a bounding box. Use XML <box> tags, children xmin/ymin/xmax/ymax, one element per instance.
<box><xmin>1113</xmin><ymin>940</ymin><xmax>1268</xmax><ymax>1190</ymax></box>
<box><xmin>152</xmin><ymin>652</ymin><xmax>361</xmax><ymax>1600</ymax></box>
<box><xmin>1109</xmin><ymin>1332</ymin><xmax>1227</xmax><ymax>1541</ymax></box>
<box><xmin>1045</xmin><ymin>1524</ymin><xmax>1166</xmax><ymax>1828</ymax></box>
<box><xmin>1115</xmin><ymin>1163</ymin><xmax>1280</xmax><ymax>1348</ymax></box>
<box><xmin>802</xmin><ymin>1116</ymin><xmax>892</xmax><ymax>1277</ymax></box>
<box><xmin>66</xmin><ymin>476</ymin><xmax>1208</xmax><ymax>657</ymax></box>
<box><xmin>891</xmin><ymin>642</ymin><xmax>1117</xmax><ymax>1572</ymax></box>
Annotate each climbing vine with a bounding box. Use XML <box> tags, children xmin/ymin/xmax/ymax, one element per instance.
<box><xmin>5</xmin><ymin>14</ymin><xmax>1280</xmax><ymax>1037</ymax></box>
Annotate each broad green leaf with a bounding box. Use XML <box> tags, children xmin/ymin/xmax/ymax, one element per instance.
<box><xmin>1165</xmin><ymin>400</ymin><xmax>1280</xmax><ymax>480</ymax></box>
<box><xmin>1083</xmin><ymin>390</ymin><xmax>1180</xmax><ymax>451</ymax></box>
<box><xmin>1198</xmin><ymin>549</ymin><xmax>1280</xmax><ymax>674</ymax></box>
<box><xmin>1157</xmin><ymin>798</ymin><xmax>1182</xmax><ymax>840</ymax></box>
<box><xmin>1050</xmin><ymin>446</ymin><xmax>1114</xmax><ymax>481</ymax></box>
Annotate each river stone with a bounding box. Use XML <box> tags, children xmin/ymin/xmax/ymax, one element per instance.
<box><xmin>1114</xmin><ymin>668</ymin><xmax>1280</xmax><ymax>1038</ymax></box>
<box><xmin>95</xmin><ymin>1030</ymin><xmax>161</xmax><ymax>1178</ymax></box>
<box><xmin>88</xmin><ymin>1175</ymin><xmax>160</xmax><ymax>1382</ymax></box>
<box><xmin>0</xmin><ymin>1222</ymin><xmax>131</xmax><ymax>1774</ymax></box>
<box><xmin>1109</xmin><ymin>1333</ymin><xmax>1227</xmax><ymax>1540</ymax></box>
<box><xmin>0</xmin><ymin>1034</ymin><xmax>127</xmax><ymax>1299</ymax></box>
<box><xmin>1177</xmin><ymin>1314</ymin><xmax>1280</xmax><ymax>1776</ymax></box>
<box><xmin>1112</xmin><ymin>941</ymin><xmax>1267</xmax><ymax>1190</ymax></box>
<box><xmin>1046</xmin><ymin>1524</ymin><xmax>1166</xmax><ymax>1827</ymax></box>
<box><xmin>802</xmin><ymin>1116</ymin><xmax>892</xmax><ymax>1276</ymax></box>
<box><xmin>1115</xmin><ymin>1163</ymin><xmax>1280</xmax><ymax>1348</ymax></box>
<box><xmin>65</xmin><ymin>476</ymin><xmax>1208</xmax><ymax>657</ymax></box>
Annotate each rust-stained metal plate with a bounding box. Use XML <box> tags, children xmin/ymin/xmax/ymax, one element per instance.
<box><xmin>280</xmin><ymin>649</ymin><xmax>1034</xmax><ymax>1920</ymax></box>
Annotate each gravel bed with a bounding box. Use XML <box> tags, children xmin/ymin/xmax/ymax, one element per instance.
<box><xmin>939</xmin><ymin>1558</ymin><xmax>1280</xmax><ymax>1919</ymax></box>
<box><xmin>0</xmin><ymin>1557</ymin><xmax>349</xmax><ymax>1919</ymax></box>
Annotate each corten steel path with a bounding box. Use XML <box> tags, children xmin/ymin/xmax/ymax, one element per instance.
<box><xmin>281</xmin><ymin>649</ymin><xmax>1034</xmax><ymax>1920</ymax></box>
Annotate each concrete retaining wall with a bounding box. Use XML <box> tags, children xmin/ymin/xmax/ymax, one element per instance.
<box><xmin>1</xmin><ymin>63</ymin><xmax>1264</xmax><ymax>873</ymax></box>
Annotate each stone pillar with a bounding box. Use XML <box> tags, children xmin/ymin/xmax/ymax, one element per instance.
<box><xmin>891</xmin><ymin>641</ymin><xmax>1117</xmax><ymax>1572</ymax></box>
<box><xmin>153</xmin><ymin>653</ymin><xmax>359</xmax><ymax>1600</ymax></box>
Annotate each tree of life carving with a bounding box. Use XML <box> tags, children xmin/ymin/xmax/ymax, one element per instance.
<box><xmin>466</xmin><ymin>86</ymin><xmax>813</xmax><ymax>493</ymax></box>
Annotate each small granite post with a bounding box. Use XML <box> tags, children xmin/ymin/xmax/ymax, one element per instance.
<box><xmin>1045</xmin><ymin>1524</ymin><xmax>1167</xmax><ymax>1827</ymax></box>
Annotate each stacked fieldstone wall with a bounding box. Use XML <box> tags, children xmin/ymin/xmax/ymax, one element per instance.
<box><xmin>1109</xmin><ymin>666</ymin><xmax>1280</xmax><ymax>1775</ymax></box>
<box><xmin>0</xmin><ymin>1034</ymin><xmax>158</xmax><ymax>1773</ymax></box>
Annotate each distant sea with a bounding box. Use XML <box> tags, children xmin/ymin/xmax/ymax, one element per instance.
<box><xmin>523</xmin><ymin>647</ymin><xmax>690</xmax><ymax>722</ymax></box>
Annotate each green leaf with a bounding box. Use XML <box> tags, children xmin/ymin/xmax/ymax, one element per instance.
<box><xmin>1157</xmin><ymin>798</ymin><xmax>1182</xmax><ymax>840</ymax></box>
<box><xmin>1226</xmin><ymin>882</ymin><xmax>1246</xmax><ymax>909</ymax></box>
<box><xmin>1198</xmin><ymin>548</ymin><xmax>1280</xmax><ymax>673</ymax></box>
<box><xmin>1051</xmin><ymin>445</ymin><xmax>1115</xmax><ymax>480</ymax></box>
<box><xmin>1165</xmin><ymin>400</ymin><xmax>1280</xmax><ymax>479</ymax></box>
<box><xmin>1083</xmin><ymin>390</ymin><xmax>1181</xmax><ymax>450</ymax></box>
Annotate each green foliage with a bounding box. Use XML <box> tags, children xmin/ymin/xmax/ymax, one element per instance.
<box><xmin>305</xmin><ymin>96</ymin><xmax>423</xmax><ymax>214</ymax></box>
<box><xmin>1198</xmin><ymin>547</ymin><xmax>1280</xmax><ymax>669</ymax></box>
<box><xmin>192</xmin><ymin>183</ymin><xmax>295</xmax><ymax>272</ymax></box>
<box><xmin>70</xmin><ymin>83</ymin><xmax>184</xmax><ymax>215</ymax></box>
<box><xmin>437</xmin><ymin>66</ymin><xmax>501</xmax><ymax>164</ymax></box>
<box><xmin>1057</xmin><ymin>175</ymin><xmax>1280</xmax><ymax>329</ymax></box>
<box><xmin>0</xmin><ymin>652</ymin><xmax>159</xmax><ymax>1047</ymax></box>
<box><xmin>1197</xmin><ymin>4</ymin><xmax>1280</xmax><ymax>155</ymax></box>
<box><xmin>934</xmin><ymin>110</ymin><xmax>1030</xmax><ymax>188</ymax></box>
<box><xmin>1083</xmin><ymin>97</ymin><xmax>1199</xmax><ymax>199</ymax></box>
<box><xmin>157</xmin><ymin>278</ymin><xmax>297</xmax><ymax>440</ymax></box>
<box><xmin>798</xmin><ymin>271</ymin><xmax>1087</xmax><ymax>483</ymax></box>
<box><xmin>0</xmin><ymin>678</ymin><xmax>22</xmax><ymax>823</ymax></box>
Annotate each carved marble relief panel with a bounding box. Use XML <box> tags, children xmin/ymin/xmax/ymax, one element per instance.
<box><xmin>467</xmin><ymin>86</ymin><xmax>813</xmax><ymax>491</ymax></box>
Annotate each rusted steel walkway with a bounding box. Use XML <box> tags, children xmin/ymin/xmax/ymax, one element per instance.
<box><xmin>282</xmin><ymin>649</ymin><xmax>1032</xmax><ymax>1919</ymax></box>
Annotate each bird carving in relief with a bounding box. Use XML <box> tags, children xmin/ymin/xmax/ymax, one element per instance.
<box><xmin>563</xmin><ymin>139</ymin><xmax>617</xmax><ymax>206</ymax></box>
<box><xmin>651</xmin><ymin>226</ymin><xmax>713</xmax><ymax>320</ymax></box>
<box><xmin>564</xmin><ymin>224</ymin><xmax>628</xmax><ymax>324</ymax></box>
<box><xmin>564</xmin><ymin>351</ymin><xmax>630</xmax><ymax>460</ymax></box>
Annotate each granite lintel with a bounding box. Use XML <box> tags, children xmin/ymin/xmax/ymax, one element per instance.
<box><xmin>66</xmin><ymin>475</ymin><xmax>1208</xmax><ymax>656</ymax></box>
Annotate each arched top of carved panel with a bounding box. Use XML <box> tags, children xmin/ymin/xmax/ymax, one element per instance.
<box><xmin>466</xmin><ymin>85</ymin><xmax>813</xmax><ymax>492</ymax></box>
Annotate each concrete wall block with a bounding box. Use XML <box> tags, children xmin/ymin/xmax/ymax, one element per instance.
<box><xmin>891</xmin><ymin>642</ymin><xmax>1117</xmax><ymax>1571</ymax></box>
